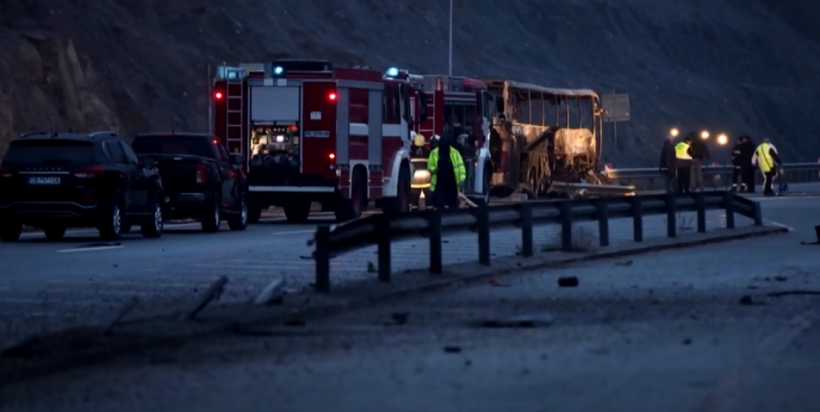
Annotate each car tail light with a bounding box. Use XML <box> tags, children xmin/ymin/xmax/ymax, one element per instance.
<box><xmin>0</xmin><ymin>166</ymin><xmax>14</xmax><ymax>178</ymax></box>
<box><xmin>72</xmin><ymin>167</ymin><xmax>104</xmax><ymax>178</ymax></box>
<box><xmin>196</xmin><ymin>164</ymin><xmax>207</xmax><ymax>185</ymax></box>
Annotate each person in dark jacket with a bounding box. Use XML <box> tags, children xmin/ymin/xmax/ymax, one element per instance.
<box><xmin>730</xmin><ymin>136</ymin><xmax>746</xmax><ymax>192</ymax></box>
<box><xmin>658</xmin><ymin>133</ymin><xmax>678</xmax><ymax>193</ymax></box>
<box><xmin>689</xmin><ymin>132</ymin><xmax>710</xmax><ymax>191</ymax></box>
<box><xmin>739</xmin><ymin>135</ymin><xmax>756</xmax><ymax>193</ymax></box>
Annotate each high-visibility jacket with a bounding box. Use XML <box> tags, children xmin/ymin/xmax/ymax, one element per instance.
<box><xmin>675</xmin><ymin>142</ymin><xmax>692</xmax><ymax>160</ymax></box>
<box><xmin>754</xmin><ymin>142</ymin><xmax>775</xmax><ymax>172</ymax></box>
<box><xmin>428</xmin><ymin>148</ymin><xmax>466</xmax><ymax>192</ymax></box>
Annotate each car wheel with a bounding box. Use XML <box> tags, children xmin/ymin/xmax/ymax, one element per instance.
<box><xmin>43</xmin><ymin>226</ymin><xmax>67</xmax><ymax>241</ymax></box>
<box><xmin>228</xmin><ymin>194</ymin><xmax>249</xmax><ymax>231</ymax></box>
<box><xmin>0</xmin><ymin>221</ymin><xmax>23</xmax><ymax>242</ymax></box>
<box><xmin>141</xmin><ymin>197</ymin><xmax>163</xmax><ymax>238</ymax></box>
<box><xmin>98</xmin><ymin>202</ymin><xmax>123</xmax><ymax>240</ymax></box>
<box><xmin>201</xmin><ymin>200</ymin><xmax>221</xmax><ymax>233</ymax></box>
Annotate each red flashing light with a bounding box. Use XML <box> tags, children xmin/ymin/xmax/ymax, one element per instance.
<box><xmin>72</xmin><ymin>167</ymin><xmax>104</xmax><ymax>179</ymax></box>
<box><xmin>212</xmin><ymin>138</ymin><xmax>219</xmax><ymax>145</ymax></box>
<box><xmin>328</xmin><ymin>153</ymin><xmax>336</xmax><ymax>160</ymax></box>
<box><xmin>328</xmin><ymin>92</ymin><xmax>337</xmax><ymax>102</ymax></box>
<box><xmin>214</xmin><ymin>91</ymin><xmax>224</xmax><ymax>100</ymax></box>
<box><xmin>288</xmin><ymin>125</ymin><xmax>298</xmax><ymax>131</ymax></box>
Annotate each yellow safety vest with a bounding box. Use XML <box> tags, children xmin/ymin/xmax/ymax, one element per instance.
<box><xmin>428</xmin><ymin>148</ymin><xmax>466</xmax><ymax>192</ymax></box>
<box><xmin>675</xmin><ymin>142</ymin><xmax>692</xmax><ymax>160</ymax></box>
<box><xmin>755</xmin><ymin>143</ymin><xmax>774</xmax><ymax>172</ymax></box>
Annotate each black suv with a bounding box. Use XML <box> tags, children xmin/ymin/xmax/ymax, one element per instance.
<box><xmin>0</xmin><ymin>131</ymin><xmax>165</xmax><ymax>241</ymax></box>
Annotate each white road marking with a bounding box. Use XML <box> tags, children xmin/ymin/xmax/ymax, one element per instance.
<box><xmin>271</xmin><ymin>229</ymin><xmax>314</xmax><ymax>236</ymax></box>
<box><xmin>57</xmin><ymin>245</ymin><xmax>124</xmax><ymax>253</ymax></box>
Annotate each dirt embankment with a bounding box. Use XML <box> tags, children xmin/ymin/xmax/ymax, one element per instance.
<box><xmin>1</xmin><ymin>0</ymin><xmax>819</xmax><ymax>166</ymax></box>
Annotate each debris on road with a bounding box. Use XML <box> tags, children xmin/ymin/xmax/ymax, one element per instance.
<box><xmin>615</xmin><ymin>260</ymin><xmax>633</xmax><ymax>266</ymax></box>
<box><xmin>766</xmin><ymin>290</ymin><xmax>820</xmax><ymax>298</ymax></box>
<box><xmin>254</xmin><ymin>278</ymin><xmax>286</xmax><ymax>306</ymax></box>
<box><xmin>180</xmin><ymin>276</ymin><xmax>228</xmax><ymax>321</ymax></box>
<box><xmin>481</xmin><ymin>313</ymin><xmax>553</xmax><ymax>328</ymax></box>
<box><xmin>388</xmin><ymin>312</ymin><xmax>409</xmax><ymax>325</ymax></box>
<box><xmin>443</xmin><ymin>346</ymin><xmax>462</xmax><ymax>353</ymax></box>
<box><xmin>284</xmin><ymin>319</ymin><xmax>306</xmax><ymax>327</ymax></box>
<box><xmin>102</xmin><ymin>296</ymin><xmax>140</xmax><ymax>336</ymax></box>
<box><xmin>683</xmin><ymin>338</ymin><xmax>692</xmax><ymax>345</ymax></box>
<box><xmin>558</xmin><ymin>276</ymin><xmax>579</xmax><ymax>287</ymax></box>
<box><xmin>488</xmin><ymin>278</ymin><xmax>511</xmax><ymax>287</ymax></box>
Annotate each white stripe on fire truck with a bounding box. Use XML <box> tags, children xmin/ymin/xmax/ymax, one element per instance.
<box><xmin>349</xmin><ymin>123</ymin><xmax>403</xmax><ymax>137</ymax></box>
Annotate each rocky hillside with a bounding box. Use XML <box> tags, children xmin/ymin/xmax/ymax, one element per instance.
<box><xmin>2</xmin><ymin>0</ymin><xmax>819</xmax><ymax>166</ymax></box>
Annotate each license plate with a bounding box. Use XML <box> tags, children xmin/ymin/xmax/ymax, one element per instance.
<box><xmin>27</xmin><ymin>176</ymin><xmax>61</xmax><ymax>185</ymax></box>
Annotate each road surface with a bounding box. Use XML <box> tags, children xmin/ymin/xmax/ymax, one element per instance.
<box><xmin>0</xmin><ymin>185</ymin><xmax>816</xmax><ymax>344</ymax></box>
<box><xmin>0</xmin><ymin>195</ymin><xmax>817</xmax><ymax>412</ymax></box>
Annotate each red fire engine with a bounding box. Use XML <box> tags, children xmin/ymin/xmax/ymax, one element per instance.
<box><xmin>383</xmin><ymin>68</ymin><xmax>497</xmax><ymax>204</ymax></box>
<box><xmin>211</xmin><ymin>60</ymin><xmax>427</xmax><ymax>223</ymax></box>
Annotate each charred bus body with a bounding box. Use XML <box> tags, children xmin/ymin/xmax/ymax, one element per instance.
<box><xmin>482</xmin><ymin>80</ymin><xmax>604</xmax><ymax>197</ymax></box>
<box><xmin>211</xmin><ymin>60</ymin><xmax>422</xmax><ymax>223</ymax></box>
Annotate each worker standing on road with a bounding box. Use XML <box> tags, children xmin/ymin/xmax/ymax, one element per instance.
<box><xmin>658</xmin><ymin>131</ymin><xmax>678</xmax><ymax>193</ymax></box>
<box><xmin>428</xmin><ymin>133</ymin><xmax>466</xmax><ymax>209</ymax></box>
<box><xmin>740</xmin><ymin>135</ymin><xmax>756</xmax><ymax>193</ymax></box>
<box><xmin>675</xmin><ymin>135</ymin><xmax>695</xmax><ymax>193</ymax></box>
<box><xmin>752</xmin><ymin>137</ymin><xmax>782</xmax><ymax>196</ymax></box>
<box><xmin>689</xmin><ymin>132</ymin><xmax>710</xmax><ymax>191</ymax></box>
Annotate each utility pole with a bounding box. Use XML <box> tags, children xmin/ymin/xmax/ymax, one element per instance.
<box><xmin>448</xmin><ymin>0</ymin><xmax>453</xmax><ymax>76</ymax></box>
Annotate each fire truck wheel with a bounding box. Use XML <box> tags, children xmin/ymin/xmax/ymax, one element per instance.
<box><xmin>350</xmin><ymin>169</ymin><xmax>367</xmax><ymax>217</ymax></box>
<box><xmin>284</xmin><ymin>201</ymin><xmax>311</xmax><ymax>223</ymax></box>
<box><xmin>248</xmin><ymin>202</ymin><xmax>262</xmax><ymax>223</ymax></box>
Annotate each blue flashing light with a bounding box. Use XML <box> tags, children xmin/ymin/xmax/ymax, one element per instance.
<box><xmin>273</xmin><ymin>66</ymin><xmax>284</xmax><ymax>75</ymax></box>
<box><xmin>386</xmin><ymin>67</ymin><xmax>399</xmax><ymax>77</ymax></box>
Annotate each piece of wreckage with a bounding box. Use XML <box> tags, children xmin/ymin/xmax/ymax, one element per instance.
<box><xmin>483</xmin><ymin>79</ymin><xmax>634</xmax><ymax>200</ymax></box>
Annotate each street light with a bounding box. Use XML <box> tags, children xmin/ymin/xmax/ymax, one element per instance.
<box><xmin>717</xmin><ymin>134</ymin><xmax>728</xmax><ymax>145</ymax></box>
<box><xmin>448</xmin><ymin>0</ymin><xmax>453</xmax><ymax>76</ymax></box>
<box><xmin>670</xmin><ymin>127</ymin><xmax>679</xmax><ymax>137</ymax></box>
<box><xmin>700</xmin><ymin>131</ymin><xmax>710</xmax><ymax>139</ymax></box>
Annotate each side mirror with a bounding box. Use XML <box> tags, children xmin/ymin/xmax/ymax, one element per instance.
<box><xmin>141</xmin><ymin>157</ymin><xmax>156</xmax><ymax>169</ymax></box>
<box><xmin>229</xmin><ymin>153</ymin><xmax>243</xmax><ymax>165</ymax></box>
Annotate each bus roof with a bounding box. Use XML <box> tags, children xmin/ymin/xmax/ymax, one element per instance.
<box><xmin>483</xmin><ymin>79</ymin><xmax>599</xmax><ymax>99</ymax></box>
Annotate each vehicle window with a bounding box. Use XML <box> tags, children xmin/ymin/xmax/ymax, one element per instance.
<box><xmin>1</xmin><ymin>140</ymin><xmax>95</xmax><ymax>166</ymax></box>
<box><xmin>104</xmin><ymin>141</ymin><xmax>128</xmax><ymax>164</ymax></box>
<box><xmin>217</xmin><ymin>144</ymin><xmax>231</xmax><ymax>162</ymax></box>
<box><xmin>119</xmin><ymin>141</ymin><xmax>140</xmax><ymax>165</ymax></box>
<box><xmin>132</xmin><ymin>135</ymin><xmax>218</xmax><ymax>158</ymax></box>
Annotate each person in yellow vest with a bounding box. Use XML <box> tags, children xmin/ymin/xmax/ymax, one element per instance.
<box><xmin>674</xmin><ymin>135</ymin><xmax>695</xmax><ymax>194</ymax></box>
<box><xmin>428</xmin><ymin>133</ymin><xmax>466</xmax><ymax>209</ymax></box>
<box><xmin>752</xmin><ymin>138</ymin><xmax>782</xmax><ymax>196</ymax></box>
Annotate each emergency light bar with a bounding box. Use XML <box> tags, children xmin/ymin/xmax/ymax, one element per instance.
<box><xmin>270</xmin><ymin>59</ymin><xmax>333</xmax><ymax>76</ymax></box>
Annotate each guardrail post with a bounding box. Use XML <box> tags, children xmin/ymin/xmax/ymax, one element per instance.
<box><xmin>665</xmin><ymin>193</ymin><xmax>677</xmax><ymax>238</ymax></box>
<box><xmin>560</xmin><ymin>200</ymin><xmax>573</xmax><ymax>252</ymax></box>
<box><xmin>695</xmin><ymin>192</ymin><xmax>707</xmax><ymax>233</ymax></box>
<box><xmin>376</xmin><ymin>214</ymin><xmax>392</xmax><ymax>282</ymax></box>
<box><xmin>519</xmin><ymin>204</ymin><xmax>533</xmax><ymax>257</ymax></box>
<box><xmin>595</xmin><ymin>198</ymin><xmax>610</xmax><ymax>247</ymax></box>
<box><xmin>752</xmin><ymin>201</ymin><xmax>763</xmax><ymax>226</ymax></box>
<box><xmin>724</xmin><ymin>192</ymin><xmax>735</xmax><ymax>229</ymax></box>
<box><xmin>477</xmin><ymin>201</ymin><xmax>490</xmax><ymax>265</ymax></box>
<box><xmin>428</xmin><ymin>210</ymin><xmax>443</xmax><ymax>274</ymax></box>
<box><xmin>314</xmin><ymin>226</ymin><xmax>331</xmax><ymax>293</ymax></box>
<box><xmin>631</xmin><ymin>196</ymin><xmax>643</xmax><ymax>242</ymax></box>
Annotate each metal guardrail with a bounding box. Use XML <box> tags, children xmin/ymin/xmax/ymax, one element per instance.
<box><xmin>604</xmin><ymin>162</ymin><xmax>820</xmax><ymax>188</ymax></box>
<box><xmin>309</xmin><ymin>191</ymin><xmax>763</xmax><ymax>293</ymax></box>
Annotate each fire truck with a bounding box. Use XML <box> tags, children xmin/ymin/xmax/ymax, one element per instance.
<box><xmin>211</xmin><ymin>60</ymin><xmax>427</xmax><ymax>223</ymax></box>
<box><xmin>382</xmin><ymin>68</ymin><xmax>497</xmax><ymax>205</ymax></box>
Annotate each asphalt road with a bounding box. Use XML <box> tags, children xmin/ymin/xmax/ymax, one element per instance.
<box><xmin>0</xmin><ymin>184</ymin><xmax>816</xmax><ymax>346</ymax></box>
<box><xmin>1</xmin><ymin>194</ymin><xmax>818</xmax><ymax>412</ymax></box>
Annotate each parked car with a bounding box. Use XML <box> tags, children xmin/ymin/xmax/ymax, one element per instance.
<box><xmin>131</xmin><ymin>133</ymin><xmax>248</xmax><ymax>232</ymax></box>
<box><xmin>0</xmin><ymin>131</ymin><xmax>164</xmax><ymax>241</ymax></box>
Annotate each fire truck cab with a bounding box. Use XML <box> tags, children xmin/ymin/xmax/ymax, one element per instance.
<box><xmin>212</xmin><ymin>60</ymin><xmax>423</xmax><ymax>223</ymax></box>
<box><xmin>383</xmin><ymin>68</ymin><xmax>497</xmax><ymax>205</ymax></box>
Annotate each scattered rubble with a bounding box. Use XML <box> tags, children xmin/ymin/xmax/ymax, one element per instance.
<box><xmin>558</xmin><ymin>276</ymin><xmax>579</xmax><ymax>288</ymax></box>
